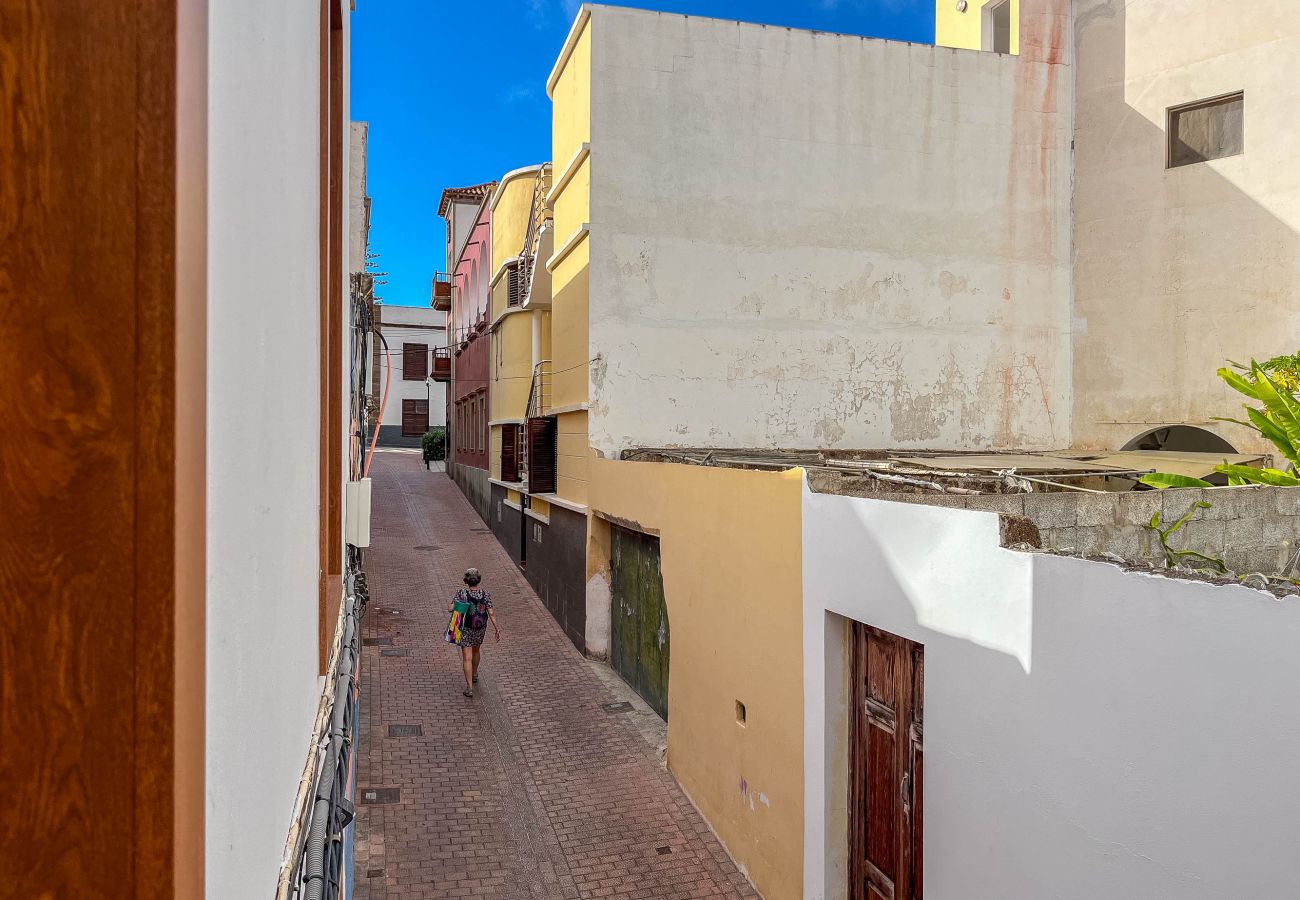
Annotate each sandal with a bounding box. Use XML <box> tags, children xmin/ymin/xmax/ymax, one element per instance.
<box><xmin>463</xmin><ymin>689</ymin><xmax>474</xmax><ymax>698</ymax></box>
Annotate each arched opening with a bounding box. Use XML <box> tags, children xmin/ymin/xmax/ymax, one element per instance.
<box><xmin>1121</xmin><ymin>425</ymin><xmax>1238</xmax><ymax>454</ymax></box>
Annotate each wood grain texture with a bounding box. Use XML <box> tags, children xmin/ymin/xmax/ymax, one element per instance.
<box><xmin>0</xmin><ymin>0</ymin><xmax>181</xmax><ymax>896</ymax></box>
<box><xmin>852</xmin><ymin>625</ymin><xmax>924</xmax><ymax>900</ymax></box>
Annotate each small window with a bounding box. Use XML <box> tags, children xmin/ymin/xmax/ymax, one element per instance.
<box><xmin>983</xmin><ymin>0</ymin><xmax>1012</xmax><ymax>54</ymax></box>
<box><xmin>402</xmin><ymin>342</ymin><xmax>428</xmax><ymax>380</ymax></box>
<box><xmin>1168</xmin><ymin>92</ymin><xmax>1243</xmax><ymax>168</ymax></box>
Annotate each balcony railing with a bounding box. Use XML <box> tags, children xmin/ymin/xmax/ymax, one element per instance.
<box><xmin>432</xmin><ymin>272</ymin><xmax>452</xmax><ymax>311</ymax></box>
<box><xmin>431</xmin><ymin>346</ymin><xmax>452</xmax><ymax>382</ymax></box>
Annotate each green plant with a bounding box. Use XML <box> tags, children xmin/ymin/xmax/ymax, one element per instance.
<box><xmin>1229</xmin><ymin>351</ymin><xmax>1300</xmax><ymax>394</ymax></box>
<box><xmin>1144</xmin><ymin>502</ymin><xmax>1228</xmax><ymax>574</ymax></box>
<box><xmin>1139</xmin><ymin>359</ymin><xmax>1300</xmax><ymax>489</ymax></box>
<box><xmin>421</xmin><ymin>426</ymin><xmax>446</xmax><ymax>461</ymax></box>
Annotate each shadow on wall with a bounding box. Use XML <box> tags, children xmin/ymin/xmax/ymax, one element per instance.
<box><xmin>1072</xmin><ymin>0</ymin><xmax>1300</xmax><ymax>453</ymax></box>
<box><xmin>808</xmin><ymin>490</ymin><xmax>1300</xmax><ymax>900</ymax></box>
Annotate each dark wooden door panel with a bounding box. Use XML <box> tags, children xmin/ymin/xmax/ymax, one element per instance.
<box><xmin>852</xmin><ymin>624</ymin><xmax>923</xmax><ymax>900</ymax></box>
<box><xmin>610</xmin><ymin>526</ymin><xmax>669</xmax><ymax>720</ymax></box>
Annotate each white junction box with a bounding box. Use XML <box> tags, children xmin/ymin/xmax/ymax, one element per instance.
<box><xmin>344</xmin><ymin>478</ymin><xmax>372</xmax><ymax>548</ymax></box>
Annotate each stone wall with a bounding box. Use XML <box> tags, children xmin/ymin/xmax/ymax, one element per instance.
<box><xmin>909</xmin><ymin>486</ymin><xmax>1299</xmax><ymax>576</ymax></box>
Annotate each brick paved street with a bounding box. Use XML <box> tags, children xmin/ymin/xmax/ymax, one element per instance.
<box><xmin>353</xmin><ymin>450</ymin><xmax>760</xmax><ymax>900</ymax></box>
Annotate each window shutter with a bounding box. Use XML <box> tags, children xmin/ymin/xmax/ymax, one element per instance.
<box><xmin>527</xmin><ymin>417</ymin><xmax>557</xmax><ymax>495</ymax></box>
<box><xmin>403</xmin><ymin>342</ymin><xmax>428</xmax><ymax>380</ymax></box>
<box><xmin>501</xmin><ymin>423</ymin><xmax>520</xmax><ymax>482</ymax></box>
<box><xmin>506</xmin><ymin>262</ymin><xmax>524</xmax><ymax>307</ymax></box>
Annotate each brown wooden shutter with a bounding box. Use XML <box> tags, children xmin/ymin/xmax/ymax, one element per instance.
<box><xmin>851</xmin><ymin>624</ymin><xmax>923</xmax><ymax>900</ymax></box>
<box><xmin>402</xmin><ymin>399</ymin><xmax>429</xmax><ymax>436</ymax></box>
<box><xmin>527</xmin><ymin>416</ymin><xmax>557</xmax><ymax>494</ymax></box>
<box><xmin>501</xmin><ymin>423</ymin><xmax>520</xmax><ymax>482</ymax></box>
<box><xmin>402</xmin><ymin>342</ymin><xmax>428</xmax><ymax>380</ymax></box>
<box><xmin>506</xmin><ymin>261</ymin><xmax>524</xmax><ymax>307</ymax></box>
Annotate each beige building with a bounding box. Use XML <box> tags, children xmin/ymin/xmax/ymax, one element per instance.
<box><xmin>1072</xmin><ymin>0</ymin><xmax>1300</xmax><ymax>455</ymax></box>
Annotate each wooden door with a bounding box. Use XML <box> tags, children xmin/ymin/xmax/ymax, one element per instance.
<box><xmin>610</xmin><ymin>526</ymin><xmax>670</xmax><ymax>720</ymax></box>
<box><xmin>0</xmin><ymin>0</ymin><xmax>204</xmax><ymax>894</ymax></box>
<box><xmin>402</xmin><ymin>398</ymin><xmax>429</xmax><ymax>436</ymax></box>
<box><xmin>850</xmin><ymin>624</ymin><xmax>923</xmax><ymax>900</ymax></box>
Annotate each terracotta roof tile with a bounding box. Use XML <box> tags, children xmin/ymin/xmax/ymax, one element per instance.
<box><xmin>437</xmin><ymin>182</ymin><xmax>497</xmax><ymax>217</ymax></box>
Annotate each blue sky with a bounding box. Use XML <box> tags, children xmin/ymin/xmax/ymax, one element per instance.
<box><xmin>352</xmin><ymin>0</ymin><xmax>935</xmax><ymax>307</ymax></box>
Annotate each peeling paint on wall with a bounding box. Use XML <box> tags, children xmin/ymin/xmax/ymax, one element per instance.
<box><xmin>587</xmin><ymin>5</ymin><xmax>1073</xmax><ymax>456</ymax></box>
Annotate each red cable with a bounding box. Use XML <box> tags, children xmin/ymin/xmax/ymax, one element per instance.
<box><xmin>363</xmin><ymin>338</ymin><xmax>392</xmax><ymax>478</ymax></box>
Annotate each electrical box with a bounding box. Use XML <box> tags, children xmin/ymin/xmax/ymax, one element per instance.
<box><xmin>345</xmin><ymin>478</ymin><xmax>372</xmax><ymax>548</ymax></box>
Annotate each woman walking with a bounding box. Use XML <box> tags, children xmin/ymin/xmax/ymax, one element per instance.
<box><xmin>449</xmin><ymin>567</ymin><xmax>500</xmax><ymax>697</ymax></box>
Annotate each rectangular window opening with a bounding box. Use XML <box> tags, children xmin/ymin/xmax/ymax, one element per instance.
<box><xmin>983</xmin><ymin>0</ymin><xmax>1012</xmax><ymax>54</ymax></box>
<box><xmin>1168</xmin><ymin>91</ymin><xmax>1243</xmax><ymax>168</ymax></box>
<box><xmin>736</xmin><ymin>700</ymin><xmax>747</xmax><ymax>726</ymax></box>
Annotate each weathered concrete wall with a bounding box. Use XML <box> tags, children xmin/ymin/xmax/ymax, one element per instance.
<box><xmin>813</xmin><ymin>471</ymin><xmax>1300</xmax><ymax>575</ymax></box>
<box><xmin>348</xmin><ymin>121</ymin><xmax>369</xmax><ymax>276</ymax></box>
<box><xmin>586</xmin><ymin>2</ymin><xmax>1073</xmax><ymax>456</ymax></box>
<box><xmin>804</xmin><ymin>487</ymin><xmax>1300</xmax><ymax>899</ymax></box>
<box><xmin>448</xmin><ymin>461</ymin><xmax>491</xmax><ymax>524</ymax></box>
<box><xmin>525</xmin><ymin>504</ymin><xmax>587</xmax><ymax>653</ymax></box>
<box><xmin>1072</xmin><ymin>0</ymin><xmax>1300</xmax><ymax>452</ymax></box>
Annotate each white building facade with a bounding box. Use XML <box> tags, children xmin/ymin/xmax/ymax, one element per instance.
<box><xmin>374</xmin><ymin>302</ymin><xmax>449</xmax><ymax>446</ymax></box>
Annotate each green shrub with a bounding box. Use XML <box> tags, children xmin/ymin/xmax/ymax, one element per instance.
<box><xmin>421</xmin><ymin>427</ymin><xmax>446</xmax><ymax>461</ymax></box>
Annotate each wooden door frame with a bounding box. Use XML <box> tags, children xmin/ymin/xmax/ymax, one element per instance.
<box><xmin>0</xmin><ymin>0</ymin><xmax>207</xmax><ymax>894</ymax></box>
<box><xmin>318</xmin><ymin>0</ymin><xmax>345</xmax><ymax>670</ymax></box>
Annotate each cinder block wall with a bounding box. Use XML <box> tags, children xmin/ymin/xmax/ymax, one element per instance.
<box><xmin>961</xmin><ymin>487</ymin><xmax>1297</xmax><ymax>574</ymax></box>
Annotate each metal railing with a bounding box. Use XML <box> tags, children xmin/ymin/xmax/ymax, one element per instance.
<box><xmin>526</xmin><ymin>359</ymin><xmax>552</xmax><ymax>420</ymax></box>
<box><xmin>277</xmin><ymin>561</ymin><xmax>367</xmax><ymax>900</ymax></box>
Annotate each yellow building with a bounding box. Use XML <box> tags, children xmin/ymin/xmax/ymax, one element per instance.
<box><xmin>935</xmin><ymin>0</ymin><xmax>1019</xmax><ymax>54</ymax></box>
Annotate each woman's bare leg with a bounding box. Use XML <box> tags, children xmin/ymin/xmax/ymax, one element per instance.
<box><xmin>461</xmin><ymin>646</ymin><xmax>475</xmax><ymax>693</ymax></box>
<box><xmin>472</xmin><ymin>646</ymin><xmax>482</xmax><ymax>679</ymax></box>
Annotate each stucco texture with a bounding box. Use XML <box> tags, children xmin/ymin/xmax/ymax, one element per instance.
<box><xmin>588</xmin><ymin>458</ymin><xmax>805</xmax><ymax>900</ymax></box>
<box><xmin>1072</xmin><ymin>0</ymin><xmax>1300</xmax><ymax>453</ymax></box>
<box><xmin>804</xmin><ymin>490</ymin><xmax>1300</xmax><ymax>899</ymax></box>
<box><xmin>584</xmin><ymin>3</ymin><xmax>1072</xmax><ymax>457</ymax></box>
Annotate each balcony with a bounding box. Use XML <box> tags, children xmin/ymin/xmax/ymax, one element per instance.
<box><xmin>431</xmin><ymin>346</ymin><xmax>452</xmax><ymax>382</ymax></box>
<box><xmin>432</xmin><ymin>272</ymin><xmax>452</xmax><ymax>311</ymax></box>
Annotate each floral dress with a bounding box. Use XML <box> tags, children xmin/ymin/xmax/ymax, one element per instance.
<box><xmin>455</xmin><ymin>588</ymin><xmax>493</xmax><ymax>647</ymax></box>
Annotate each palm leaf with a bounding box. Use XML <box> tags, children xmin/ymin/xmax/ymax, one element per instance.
<box><xmin>1139</xmin><ymin>472</ymin><xmax>1213</xmax><ymax>490</ymax></box>
<box><xmin>1213</xmin><ymin>464</ymin><xmax>1300</xmax><ymax>486</ymax></box>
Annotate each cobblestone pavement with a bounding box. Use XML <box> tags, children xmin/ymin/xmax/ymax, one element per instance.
<box><xmin>352</xmin><ymin>451</ymin><xmax>761</xmax><ymax>900</ymax></box>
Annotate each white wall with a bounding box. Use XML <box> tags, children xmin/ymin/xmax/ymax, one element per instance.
<box><xmin>376</xmin><ymin>304</ymin><xmax>448</xmax><ymax>428</ymax></box>
<box><xmin>803</xmin><ymin>487</ymin><xmax>1300</xmax><ymax>899</ymax></box>
<box><xmin>206</xmin><ymin>1</ymin><xmax>342</xmax><ymax>895</ymax></box>
<box><xmin>1072</xmin><ymin>1</ymin><xmax>1300</xmax><ymax>452</ymax></box>
<box><xmin>587</xmin><ymin>3</ymin><xmax>1073</xmax><ymax>456</ymax></box>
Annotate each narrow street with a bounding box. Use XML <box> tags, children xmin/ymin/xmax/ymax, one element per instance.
<box><xmin>352</xmin><ymin>450</ymin><xmax>760</xmax><ymax>900</ymax></box>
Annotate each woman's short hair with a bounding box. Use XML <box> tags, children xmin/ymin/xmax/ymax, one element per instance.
<box><xmin>463</xmin><ymin>568</ymin><xmax>481</xmax><ymax>586</ymax></box>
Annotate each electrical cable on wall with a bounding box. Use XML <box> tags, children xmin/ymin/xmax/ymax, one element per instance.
<box><xmin>363</xmin><ymin>332</ymin><xmax>393</xmax><ymax>478</ymax></box>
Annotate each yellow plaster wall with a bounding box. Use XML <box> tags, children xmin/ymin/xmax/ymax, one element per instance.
<box><xmin>490</xmin><ymin>308</ymin><xmax>533</xmax><ymax>420</ymax></box>
<box><xmin>587</xmin><ymin>459</ymin><xmax>805</xmax><ymax>900</ymax></box>
<box><xmin>551</xmin><ymin>16</ymin><xmax>591</xmax><ymax>173</ymax></box>
<box><xmin>549</xmin><ymin>239</ymin><xmax>589</xmax><ymax>412</ymax></box>
<box><xmin>490</xmin><ymin>169</ymin><xmax>540</xmax><ymax>278</ymax></box>
<box><xmin>935</xmin><ymin>0</ymin><xmax>1019</xmax><ymax>54</ymax></box>
<box><xmin>553</xmin><ymin>158</ymin><xmax>590</xmax><ymax>245</ymax></box>
<box><xmin>555</xmin><ymin>410</ymin><xmax>590</xmax><ymax>505</ymax></box>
